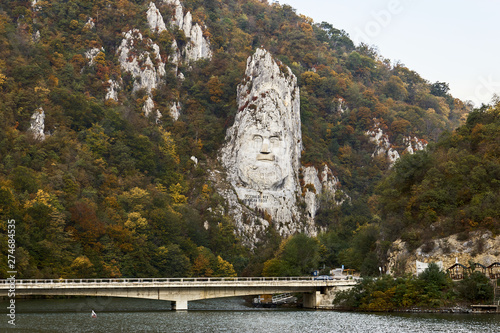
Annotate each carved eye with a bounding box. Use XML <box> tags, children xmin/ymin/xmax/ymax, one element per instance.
<box><xmin>253</xmin><ymin>135</ymin><xmax>262</xmax><ymax>149</ymax></box>
<box><xmin>269</xmin><ymin>136</ymin><xmax>280</xmax><ymax>148</ymax></box>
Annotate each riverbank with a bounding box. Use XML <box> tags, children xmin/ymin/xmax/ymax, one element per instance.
<box><xmin>317</xmin><ymin>305</ymin><xmax>499</xmax><ymax>314</ymax></box>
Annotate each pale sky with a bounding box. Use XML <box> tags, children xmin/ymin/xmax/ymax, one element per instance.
<box><xmin>282</xmin><ymin>0</ymin><xmax>500</xmax><ymax>106</ymax></box>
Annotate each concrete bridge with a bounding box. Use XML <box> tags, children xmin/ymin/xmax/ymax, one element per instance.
<box><xmin>0</xmin><ymin>277</ymin><xmax>358</xmax><ymax>310</ymax></box>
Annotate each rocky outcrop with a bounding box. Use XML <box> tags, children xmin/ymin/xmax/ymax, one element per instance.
<box><xmin>169</xmin><ymin>40</ymin><xmax>182</xmax><ymax>73</ymax></box>
<box><xmin>147</xmin><ymin>2</ymin><xmax>167</xmax><ymax>33</ymax></box>
<box><xmin>31</xmin><ymin>0</ymin><xmax>41</xmax><ymax>11</ymax></box>
<box><xmin>144</xmin><ymin>0</ymin><xmax>211</xmax><ymax>121</ymax></box>
<box><xmin>105</xmin><ymin>79</ymin><xmax>120</xmax><ymax>101</ymax></box>
<box><xmin>163</xmin><ymin>0</ymin><xmax>184</xmax><ymax>28</ymax></box>
<box><xmin>169</xmin><ymin>101</ymin><xmax>181</xmax><ymax>121</ymax></box>
<box><xmin>386</xmin><ymin>231</ymin><xmax>500</xmax><ymax>275</ymax></box>
<box><xmin>117</xmin><ymin>29</ymin><xmax>166</xmax><ymax>94</ymax></box>
<box><xmin>302</xmin><ymin>165</ymin><xmax>344</xmax><ymax>229</ymax></box>
<box><xmin>219</xmin><ymin>48</ymin><xmax>312</xmax><ymax>244</ymax></box>
<box><xmin>117</xmin><ymin>29</ymin><xmax>166</xmax><ymax>122</ymax></box>
<box><xmin>29</xmin><ymin>107</ymin><xmax>45</xmax><ymax>141</ymax></box>
<box><xmin>366</xmin><ymin>121</ymin><xmax>426</xmax><ymax>166</ymax></box>
<box><xmin>303</xmin><ymin>166</ymin><xmax>323</xmax><ymax>226</ymax></box>
<box><xmin>366</xmin><ymin>126</ymin><xmax>400</xmax><ymax>165</ymax></box>
<box><xmin>32</xmin><ymin>30</ymin><xmax>40</xmax><ymax>43</ymax></box>
<box><xmin>163</xmin><ymin>0</ymin><xmax>212</xmax><ymax>64</ymax></box>
<box><xmin>336</xmin><ymin>98</ymin><xmax>348</xmax><ymax>114</ymax></box>
<box><xmin>403</xmin><ymin>136</ymin><xmax>428</xmax><ymax>155</ymax></box>
<box><xmin>85</xmin><ymin>47</ymin><xmax>104</xmax><ymax>66</ymax></box>
<box><xmin>142</xmin><ymin>96</ymin><xmax>161</xmax><ymax>121</ymax></box>
<box><xmin>84</xmin><ymin>18</ymin><xmax>95</xmax><ymax>30</ymax></box>
<box><xmin>184</xmin><ymin>22</ymin><xmax>212</xmax><ymax>63</ymax></box>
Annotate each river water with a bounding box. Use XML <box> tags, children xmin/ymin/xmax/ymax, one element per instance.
<box><xmin>1</xmin><ymin>297</ymin><xmax>499</xmax><ymax>332</ymax></box>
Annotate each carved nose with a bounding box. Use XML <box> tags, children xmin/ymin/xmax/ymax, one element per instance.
<box><xmin>260</xmin><ymin>139</ymin><xmax>270</xmax><ymax>154</ymax></box>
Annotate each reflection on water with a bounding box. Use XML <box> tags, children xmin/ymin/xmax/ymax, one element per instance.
<box><xmin>1</xmin><ymin>297</ymin><xmax>499</xmax><ymax>333</ymax></box>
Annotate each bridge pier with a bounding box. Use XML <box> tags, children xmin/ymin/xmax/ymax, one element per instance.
<box><xmin>171</xmin><ymin>299</ymin><xmax>188</xmax><ymax>311</ymax></box>
<box><xmin>303</xmin><ymin>291</ymin><xmax>321</xmax><ymax>309</ymax></box>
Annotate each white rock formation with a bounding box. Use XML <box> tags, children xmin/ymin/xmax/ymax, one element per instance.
<box><xmin>185</xmin><ymin>23</ymin><xmax>212</xmax><ymax>63</ymax></box>
<box><xmin>303</xmin><ymin>166</ymin><xmax>323</xmax><ymax>229</ymax></box>
<box><xmin>105</xmin><ymin>79</ymin><xmax>120</xmax><ymax>101</ymax></box>
<box><xmin>163</xmin><ymin>0</ymin><xmax>184</xmax><ymax>28</ymax></box>
<box><xmin>366</xmin><ymin>125</ymin><xmax>400</xmax><ymax>166</ymax></box>
<box><xmin>169</xmin><ymin>40</ymin><xmax>183</xmax><ymax>77</ymax></box>
<box><xmin>84</xmin><ymin>18</ymin><xmax>95</xmax><ymax>30</ymax></box>
<box><xmin>117</xmin><ymin>29</ymin><xmax>166</xmax><ymax>94</ymax></box>
<box><xmin>142</xmin><ymin>96</ymin><xmax>162</xmax><ymax>122</ymax></box>
<box><xmin>183</xmin><ymin>11</ymin><xmax>193</xmax><ymax>36</ymax></box>
<box><xmin>117</xmin><ymin>29</ymin><xmax>167</xmax><ymax>121</ymax></box>
<box><xmin>302</xmin><ymin>165</ymin><xmax>344</xmax><ymax>230</ymax></box>
<box><xmin>367</xmin><ymin>121</ymin><xmax>427</xmax><ymax>166</ymax></box>
<box><xmin>169</xmin><ymin>40</ymin><xmax>181</xmax><ymax>64</ymax></box>
<box><xmin>32</xmin><ymin>30</ymin><xmax>40</xmax><ymax>43</ymax></box>
<box><xmin>85</xmin><ymin>47</ymin><xmax>104</xmax><ymax>66</ymax></box>
<box><xmin>403</xmin><ymin>136</ymin><xmax>427</xmax><ymax>155</ymax></box>
<box><xmin>163</xmin><ymin>0</ymin><xmax>212</xmax><ymax>64</ymax></box>
<box><xmin>147</xmin><ymin>2</ymin><xmax>167</xmax><ymax>33</ymax></box>
<box><xmin>220</xmin><ymin>48</ymin><xmax>310</xmax><ymax>241</ymax></box>
<box><xmin>31</xmin><ymin>0</ymin><xmax>41</xmax><ymax>10</ymax></box>
<box><xmin>29</xmin><ymin>107</ymin><xmax>45</xmax><ymax>141</ymax></box>
<box><xmin>387</xmin><ymin>231</ymin><xmax>500</xmax><ymax>275</ymax></box>
<box><xmin>336</xmin><ymin>97</ymin><xmax>348</xmax><ymax>114</ymax></box>
<box><xmin>169</xmin><ymin>101</ymin><xmax>181</xmax><ymax>120</ymax></box>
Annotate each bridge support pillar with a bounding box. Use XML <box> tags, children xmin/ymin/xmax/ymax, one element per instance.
<box><xmin>171</xmin><ymin>299</ymin><xmax>188</xmax><ymax>311</ymax></box>
<box><xmin>303</xmin><ymin>291</ymin><xmax>321</xmax><ymax>309</ymax></box>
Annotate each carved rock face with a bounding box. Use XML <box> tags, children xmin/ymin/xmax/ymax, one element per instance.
<box><xmin>220</xmin><ymin>48</ymin><xmax>303</xmax><ymax>238</ymax></box>
<box><xmin>236</xmin><ymin>121</ymin><xmax>289</xmax><ymax>191</ymax></box>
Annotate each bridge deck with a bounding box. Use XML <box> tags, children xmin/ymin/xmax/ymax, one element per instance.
<box><xmin>0</xmin><ymin>276</ymin><xmax>357</xmax><ymax>288</ymax></box>
<box><xmin>0</xmin><ymin>277</ymin><xmax>358</xmax><ymax>310</ymax></box>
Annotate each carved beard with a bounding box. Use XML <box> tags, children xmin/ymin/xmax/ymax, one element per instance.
<box><xmin>238</xmin><ymin>161</ymin><xmax>286</xmax><ymax>190</ymax></box>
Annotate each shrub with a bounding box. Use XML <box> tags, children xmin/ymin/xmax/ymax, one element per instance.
<box><xmin>456</xmin><ymin>272</ymin><xmax>494</xmax><ymax>303</ymax></box>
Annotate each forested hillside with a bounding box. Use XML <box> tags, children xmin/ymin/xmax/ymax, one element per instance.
<box><xmin>0</xmin><ymin>0</ymin><xmax>476</xmax><ymax>279</ymax></box>
<box><xmin>377</xmin><ymin>102</ymin><xmax>500</xmax><ymax>252</ymax></box>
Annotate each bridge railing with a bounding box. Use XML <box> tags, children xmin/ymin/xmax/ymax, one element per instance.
<box><xmin>0</xmin><ymin>276</ymin><xmax>359</xmax><ymax>285</ymax></box>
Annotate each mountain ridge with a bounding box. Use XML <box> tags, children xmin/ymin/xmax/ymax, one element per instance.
<box><xmin>0</xmin><ymin>0</ymin><xmax>484</xmax><ymax>279</ymax></box>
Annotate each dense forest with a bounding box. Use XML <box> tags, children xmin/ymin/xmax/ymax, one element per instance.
<box><xmin>333</xmin><ymin>263</ymin><xmax>494</xmax><ymax>310</ymax></box>
<box><xmin>0</xmin><ymin>0</ymin><xmax>495</xmax><ymax>279</ymax></box>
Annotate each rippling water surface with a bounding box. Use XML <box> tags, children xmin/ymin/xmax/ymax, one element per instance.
<box><xmin>1</xmin><ymin>297</ymin><xmax>499</xmax><ymax>332</ymax></box>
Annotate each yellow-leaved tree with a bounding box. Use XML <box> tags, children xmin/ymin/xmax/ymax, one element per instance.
<box><xmin>160</xmin><ymin>129</ymin><xmax>180</xmax><ymax>164</ymax></box>
<box><xmin>214</xmin><ymin>255</ymin><xmax>237</xmax><ymax>277</ymax></box>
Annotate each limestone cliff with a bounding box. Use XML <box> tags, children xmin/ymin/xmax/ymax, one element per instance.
<box><xmin>163</xmin><ymin>0</ymin><xmax>212</xmax><ymax>64</ymax></box>
<box><xmin>218</xmin><ymin>48</ymin><xmax>341</xmax><ymax>245</ymax></box>
<box><xmin>302</xmin><ymin>165</ymin><xmax>345</xmax><ymax>229</ymax></box>
<box><xmin>386</xmin><ymin>231</ymin><xmax>500</xmax><ymax>275</ymax></box>
<box><xmin>116</xmin><ymin>29</ymin><xmax>166</xmax><ymax>121</ymax></box>
<box><xmin>219</xmin><ymin>48</ymin><xmax>303</xmax><ymax>240</ymax></box>
<box><xmin>84</xmin><ymin>47</ymin><xmax>103</xmax><ymax>67</ymax></box>
<box><xmin>29</xmin><ymin>107</ymin><xmax>45</xmax><ymax>141</ymax></box>
<box><xmin>366</xmin><ymin>120</ymin><xmax>427</xmax><ymax>166</ymax></box>
<box><xmin>105</xmin><ymin>79</ymin><xmax>120</xmax><ymax>101</ymax></box>
<box><xmin>117</xmin><ymin>29</ymin><xmax>166</xmax><ymax>94</ymax></box>
<box><xmin>147</xmin><ymin>2</ymin><xmax>167</xmax><ymax>33</ymax></box>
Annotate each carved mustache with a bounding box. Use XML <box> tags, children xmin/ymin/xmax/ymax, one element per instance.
<box><xmin>257</xmin><ymin>153</ymin><xmax>275</xmax><ymax>161</ymax></box>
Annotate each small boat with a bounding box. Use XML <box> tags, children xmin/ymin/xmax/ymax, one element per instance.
<box><xmin>91</xmin><ymin>310</ymin><xmax>97</xmax><ymax>318</ymax></box>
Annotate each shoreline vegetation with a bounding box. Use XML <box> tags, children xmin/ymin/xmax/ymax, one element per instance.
<box><xmin>331</xmin><ymin>263</ymin><xmax>498</xmax><ymax>313</ymax></box>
